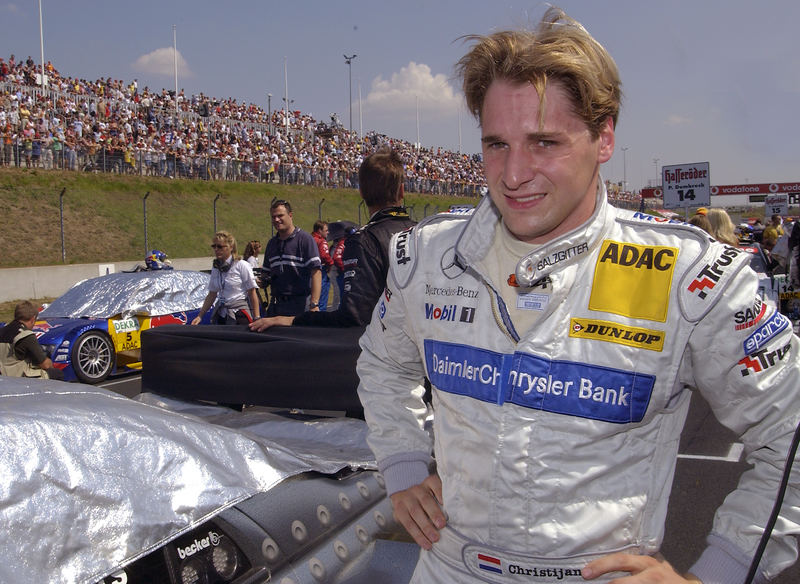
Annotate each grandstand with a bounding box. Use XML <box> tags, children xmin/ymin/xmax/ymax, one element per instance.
<box><xmin>0</xmin><ymin>53</ymin><xmax>641</xmax><ymax>209</ymax></box>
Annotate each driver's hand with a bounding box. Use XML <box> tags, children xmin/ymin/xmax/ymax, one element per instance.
<box><xmin>390</xmin><ymin>474</ymin><xmax>446</xmax><ymax>550</ymax></box>
<box><xmin>582</xmin><ymin>552</ymin><xmax>702</xmax><ymax>582</ymax></box>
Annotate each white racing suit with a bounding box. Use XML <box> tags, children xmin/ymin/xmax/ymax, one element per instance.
<box><xmin>357</xmin><ymin>189</ymin><xmax>800</xmax><ymax>584</ymax></box>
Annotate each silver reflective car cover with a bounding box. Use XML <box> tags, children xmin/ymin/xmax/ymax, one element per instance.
<box><xmin>0</xmin><ymin>379</ymin><xmax>374</xmax><ymax>584</ymax></box>
<box><xmin>136</xmin><ymin>392</ymin><xmax>378</xmax><ymax>473</ymax></box>
<box><xmin>39</xmin><ymin>270</ymin><xmax>210</xmax><ymax>319</ymax></box>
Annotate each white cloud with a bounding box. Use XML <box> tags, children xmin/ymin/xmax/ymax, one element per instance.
<box><xmin>664</xmin><ymin>114</ymin><xmax>691</xmax><ymax>126</ymax></box>
<box><xmin>131</xmin><ymin>47</ymin><xmax>194</xmax><ymax>78</ymax></box>
<box><xmin>365</xmin><ymin>61</ymin><xmax>461</xmax><ymax>117</ymax></box>
<box><xmin>1</xmin><ymin>3</ymin><xmax>20</xmax><ymax>14</ymax></box>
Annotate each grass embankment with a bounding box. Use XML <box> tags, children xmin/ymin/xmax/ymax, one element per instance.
<box><xmin>0</xmin><ymin>167</ymin><xmax>480</xmax><ymax>320</ymax></box>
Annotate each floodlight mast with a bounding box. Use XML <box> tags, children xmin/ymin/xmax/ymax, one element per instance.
<box><xmin>344</xmin><ymin>54</ymin><xmax>357</xmax><ymax>132</ymax></box>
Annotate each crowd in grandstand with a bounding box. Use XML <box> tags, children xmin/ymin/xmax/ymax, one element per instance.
<box><xmin>0</xmin><ymin>53</ymin><xmax>640</xmax><ymax>207</ymax></box>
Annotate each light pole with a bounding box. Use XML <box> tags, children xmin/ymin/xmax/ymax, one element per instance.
<box><xmin>621</xmin><ymin>146</ymin><xmax>629</xmax><ymax>192</ymax></box>
<box><xmin>343</xmin><ymin>54</ymin><xmax>357</xmax><ymax>132</ymax></box>
<box><xmin>267</xmin><ymin>93</ymin><xmax>272</xmax><ymax>135</ymax></box>
<box><xmin>653</xmin><ymin>158</ymin><xmax>660</xmax><ymax>187</ymax></box>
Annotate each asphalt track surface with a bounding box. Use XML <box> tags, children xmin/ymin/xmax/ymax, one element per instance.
<box><xmin>100</xmin><ymin>374</ymin><xmax>800</xmax><ymax>582</ymax></box>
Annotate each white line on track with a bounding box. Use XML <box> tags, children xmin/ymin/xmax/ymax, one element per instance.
<box><xmin>678</xmin><ymin>443</ymin><xmax>744</xmax><ymax>463</ymax></box>
<box><xmin>99</xmin><ymin>377</ymin><xmax>137</xmax><ymax>388</ymax></box>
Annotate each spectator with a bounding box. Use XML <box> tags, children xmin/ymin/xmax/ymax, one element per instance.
<box><xmin>191</xmin><ymin>230</ymin><xmax>260</xmax><ymax>325</ymax></box>
<box><xmin>706</xmin><ymin>207</ymin><xmax>739</xmax><ymax>246</ymax></box>
<box><xmin>688</xmin><ymin>213</ymin><xmax>713</xmax><ymax>234</ymax></box>
<box><xmin>251</xmin><ymin>147</ymin><xmax>416</xmax><ymax>331</ymax></box>
<box><xmin>242</xmin><ymin>240</ymin><xmax>262</xmax><ymax>269</ymax></box>
<box><xmin>762</xmin><ymin>213</ymin><xmax>784</xmax><ymax>250</ymax></box>
<box><xmin>261</xmin><ymin>200</ymin><xmax>321</xmax><ymax>316</ymax></box>
<box><xmin>330</xmin><ymin>226</ymin><xmax>356</xmax><ymax>307</ymax></box>
<box><xmin>311</xmin><ymin>220</ymin><xmax>333</xmax><ymax>311</ymax></box>
<box><xmin>0</xmin><ymin>300</ymin><xmax>64</xmax><ymax>380</ymax></box>
<box><xmin>751</xmin><ymin>218</ymin><xmax>765</xmax><ymax>243</ymax></box>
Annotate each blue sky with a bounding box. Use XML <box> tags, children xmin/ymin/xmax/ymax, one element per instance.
<box><xmin>2</xmin><ymin>0</ymin><xmax>799</xmax><ymax>191</ymax></box>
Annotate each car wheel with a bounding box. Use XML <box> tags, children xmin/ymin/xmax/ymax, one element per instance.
<box><xmin>71</xmin><ymin>331</ymin><xmax>114</xmax><ymax>384</ymax></box>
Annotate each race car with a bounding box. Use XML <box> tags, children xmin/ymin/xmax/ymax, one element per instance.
<box><xmin>33</xmin><ymin>270</ymin><xmax>210</xmax><ymax>383</ymax></box>
<box><xmin>0</xmin><ymin>378</ymin><xmax>417</xmax><ymax>584</ymax></box>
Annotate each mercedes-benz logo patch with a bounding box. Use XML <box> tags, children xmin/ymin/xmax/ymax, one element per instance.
<box><xmin>440</xmin><ymin>246</ymin><xmax>466</xmax><ymax>279</ymax></box>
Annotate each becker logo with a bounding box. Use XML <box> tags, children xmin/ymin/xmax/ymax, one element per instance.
<box><xmin>176</xmin><ymin>531</ymin><xmax>221</xmax><ymax>559</ymax></box>
<box><xmin>738</xmin><ymin>343</ymin><xmax>791</xmax><ymax>376</ymax></box>
<box><xmin>395</xmin><ymin>228</ymin><xmax>412</xmax><ymax>265</ymax></box>
<box><xmin>688</xmin><ymin>245</ymin><xmax>742</xmax><ymax>299</ymax></box>
<box><xmin>424</xmin><ymin>303</ymin><xmax>475</xmax><ymax>323</ymax></box>
<box><xmin>598</xmin><ymin>242</ymin><xmax>675</xmax><ymax>271</ymax></box>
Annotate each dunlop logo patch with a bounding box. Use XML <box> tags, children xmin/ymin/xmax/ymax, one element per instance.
<box><xmin>589</xmin><ymin>241</ymin><xmax>678</xmax><ymax>322</ymax></box>
<box><xmin>570</xmin><ymin>318</ymin><xmax>665</xmax><ymax>352</ymax></box>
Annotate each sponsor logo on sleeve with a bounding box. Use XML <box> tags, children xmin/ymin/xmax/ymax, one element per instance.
<box><xmin>687</xmin><ymin>245</ymin><xmax>742</xmax><ymax>300</ymax></box>
<box><xmin>424</xmin><ymin>340</ymin><xmax>654</xmax><ymax>423</ymax></box>
<box><xmin>632</xmin><ymin>212</ymin><xmax>684</xmax><ymax>224</ymax></box>
<box><xmin>738</xmin><ymin>342</ymin><xmax>792</xmax><ymax>376</ymax></box>
<box><xmin>743</xmin><ymin>310</ymin><xmax>790</xmax><ymax>355</ymax></box>
<box><xmin>570</xmin><ymin>318</ymin><xmax>665</xmax><ymax>351</ymax></box>
<box><xmin>589</xmin><ymin>240</ymin><xmax>678</xmax><ymax>322</ymax></box>
<box><xmin>394</xmin><ymin>228</ymin><xmax>412</xmax><ymax>266</ymax></box>
<box><xmin>734</xmin><ymin>298</ymin><xmax>766</xmax><ymax>331</ymax></box>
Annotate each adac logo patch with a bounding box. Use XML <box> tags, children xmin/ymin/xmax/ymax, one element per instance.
<box><xmin>589</xmin><ymin>240</ymin><xmax>678</xmax><ymax>322</ymax></box>
<box><xmin>687</xmin><ymin>245</ymin><xmax>742</xmax><ymax>300</ymax></box>
<box><xmin>570</xmin><ymin>318</ymin><xmax>665</xmax><ymax>352</ymax></box>
<box><xmin>739</xmin><ymin>343</ymin><xmax>791</xmax><ymax>376</ymax></box>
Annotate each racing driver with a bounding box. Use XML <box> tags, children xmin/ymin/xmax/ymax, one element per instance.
<box><xmin>356</xmin><ymin>8</ymin><xmax>800</xmax><ymax>584</ymax></box>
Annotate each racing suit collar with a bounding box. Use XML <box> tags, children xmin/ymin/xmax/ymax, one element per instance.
<box><xmin>455</xmin><ymin>180</ymin><xmax>613</xmax><ymax>287</ymax></box>
<box><xmin>369</xmin><ymin>206</ymin><xmax>410</xmax><ymax>223</ymax></box>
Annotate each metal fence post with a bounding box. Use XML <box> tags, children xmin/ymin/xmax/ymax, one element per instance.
<box><xmin>59</xmin><ymin>188</ymin><xmax>66</xmax><ymax>263</ymax></box>
<box><xmin>143</xmin><ymin>191</ymin><xmax>150</xmax><ymax>256</ymax></box>
<box><xmin>213</xmin><ymin>193</ymin><xmax>221</xmax><ymax>233</ymax></box>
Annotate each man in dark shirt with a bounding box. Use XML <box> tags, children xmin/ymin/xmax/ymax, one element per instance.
<box><xmin>0</xmin><ymin>300</ymin><xmax>63</xmax><ymax>380</ymax></box>
<box><xmin>261</xmin><ymin>199</ymin><xmax>322</xmax><ymax>317</ymax></box>
<box><xmin>250</xmin><ymin>148</ymin><xmax>416</xmax><ymax>331</ymax></box>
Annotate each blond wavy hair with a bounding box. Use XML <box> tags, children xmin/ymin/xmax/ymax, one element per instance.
<box><xmin>706</xmin><ymin>208</ymin><xmax>739</xmax><ymax>246</ymax></box>
<box><xmin>455</xmin><ymin>7</ymin><xmax>622</xmax><ymax>139</ymax></box>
